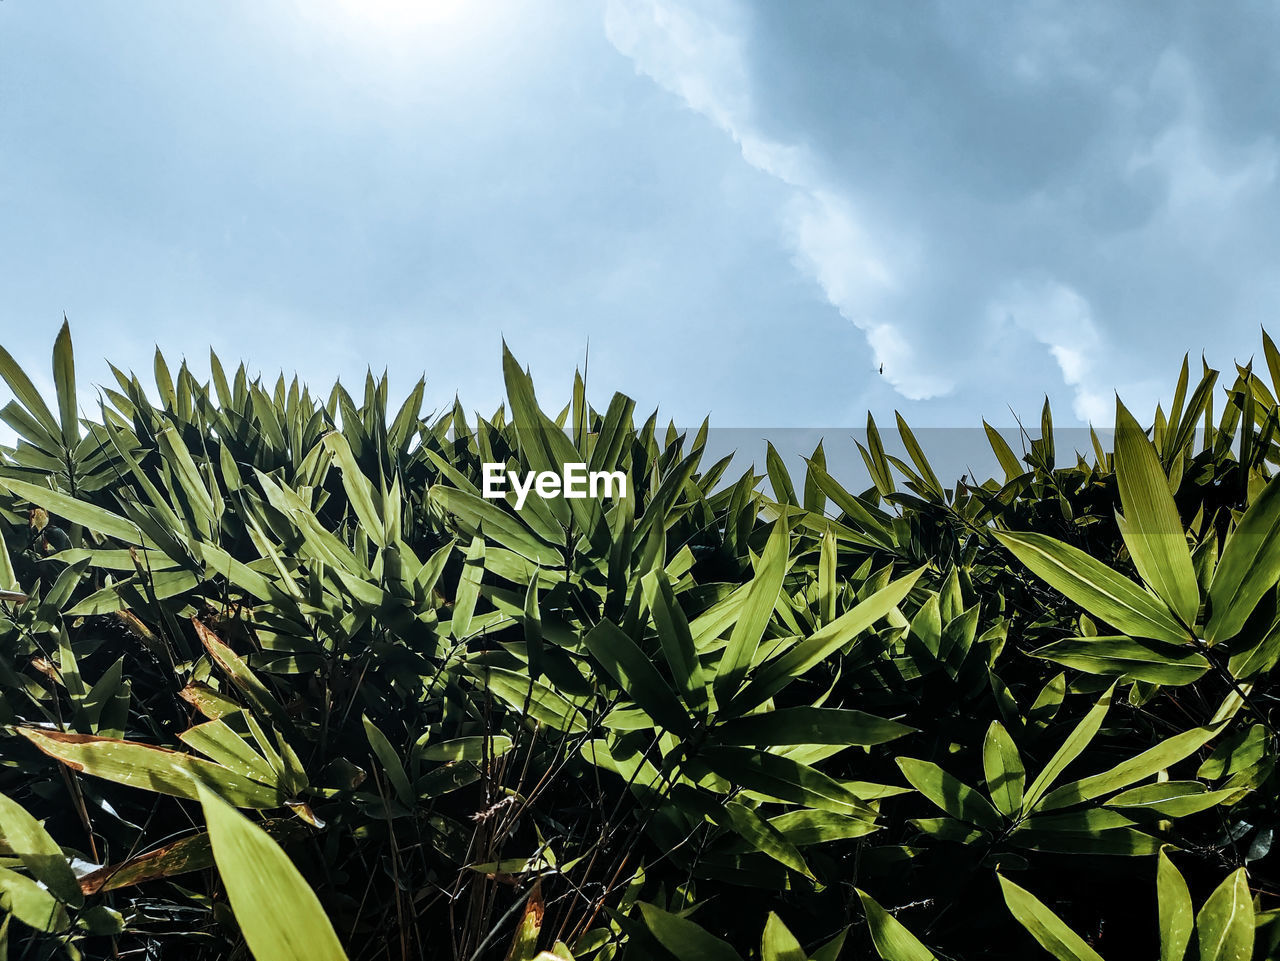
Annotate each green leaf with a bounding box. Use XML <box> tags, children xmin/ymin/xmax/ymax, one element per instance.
<box><xmin>0</xmin><ymin>865</ymin><xmax>68</xmax><ymax>933</ymax></box>
<box><xmin>153</xmin><ymin>348</ymin><xmax>175</xmax><ymax>407</ymax></box>
<box><xmin>581</xmin><ymin>739</ymin><xmax>663</xmax><ymax>798</ymax></box>
<box><xmin>984</xmin><ymin>421</ymin><xmax>1024</xmax><ymax>483</ymax></box>
<box><xmin>1158</xmin><ymin>848</ymin><xmax>1193</xmax><ymax>961</ymax></box>
<box><xmin>417</xmin><ymin>736</ymin><xmax>514</xmax><ymax>763</ymax></box>
<box><xmin>905</xmin><ymin>817</ymin><xmax>985</xmax><ymax>845</ymax></box>
<box><xmin>193</xmin><ymin>620</ymin><xmax>294</xmax><ymax>733</ymax></box>
<box><xmin>637</xmin><ymin>903</ymin><xmax>744</xmax><ymax>961</ymax></box>
<box><xmin>68</xmin><ymin>570</ymin><xmax>200</xmax><ymax>617</ymax></box>
<box><xmin>0</xmin><ymin>527</ymin><xmax>17</xmax><ymax>593</ymax></box>
<box><xmin>1198</xmin><ymin>724</ymin><xmax>1266</xmax><ymax>780</ymax></box>
<box><xmin>1030</xmin><ymin>636</ymin><xmax>1209</xmax><ymax>685</ymax></box>
<box><xmin>1017</xmin><ymin>807</ymin><xmax>1138</xmax><ymax>835</ymax></box>
<box><xmin>803</xmin><ymin>461</ymin><xmax>894</xmax><ymax>546</ymax></box>
<box><xmin>735</xmin><ymin>566</ymin><xmax>924</xmax><ymax>710</ymax></box>
<box><xmin>1012</xmin><ymin>828</ymin><xmax>1161</xmax><ymax>858</ymax></box>
<box><xmin>1196</xmin><ymin>868</ymin><xmax>1253</xmax><ymax>961</ymax></box>
<box><xmin>698</xmin><ymin>746</ymin><xmax>870</xmax><ymax>817</ymax></box>
<box><xmin>470</xmin><ymin>666</ymin><xmax>587</xmax><ymax>735</ymax></box>
<box><xmin>1023</xmin><ymin>687</ymin><xmax>1113</xmax><ymax>811</ymax></box>
<box><xmin>715</xmin><ymin>707</ymin><xmax>912</xmax><ymax>748</ymax></box>
<box><xmin>747</xmin><ymin>809</ymin><xmax>879</xmax><ymax>847</ymax></box>
<box><xmin>896</xmin><ymin>412</ymin><xmax>943</xmax><ymax>497</ymax></box>
<box><xmin>520</xmin><ymin>566</ymin><xmax>545</xmax><ymax>680</ymax></box>
<box><xmin>0</xmin><ymin>791</ymin><xmax>82</xmax><ymax>907</ymax></box>
<box><xmin>584</xmin><ymin>620</ymin><xmax>693</xmax><ymax>736</ymax></box>
<box><xmin>724</xmin><ymin>802</ymin><xmax>813</xmax><ymax>879</ymax></box>
<box><xmin>644</xmin><ymin>571</ymin><xmax>706</xmax><ymax>711</ymax></box>
<box><xmin>193</xmin><ymin>542</ymin><xmax>274</xmax><ymax>602</ymax></box>
<box><xmin>1207</xmin><ymin>472</ymin><xmax>1280</xmax><ymax>642</ymax></box>
<box><xmin>1106</xmin><ymin>780</ymin><xmax>1235</xmax><ymax>817</ymax></box>
<box><xmin>998</xmin><ymin>875</ymin><xmax>1105</xmax><ymax>961</ymax></box>
<box><xmin>1114</xmin><ymin>399</ymin><xmax>1198</xmax><ymax>625</ymax></box>
<box><xmin>0</xmin><ymin>343</ymin><xmax>61</xmax><ymax>443</ymax></box>
<box><xmin>761</xmin><ymin>912</ymin><xmax>806</xmax><ymax>961</ymax></box>
<box><xmin>1040</xmin><ymin>397</ymin><xmax>1056</xmax><ymax>470</ymax></box>
<box><xmin>717</xmin><ymin>520</ymin><xmax>789</xmax><ymax>696</ymax></box>
<box><xmin>766</xmin><ymin>441</ymin><xmax>798</xmax><ymax>507</ymax></box>
<box><xmin>0</xmin><ymin>477</ymin><xmax>145</xmax><ymax>545</ymax></box>
<box><xmin>52</xmin><ymin>318</ymin><xmax>79</xmax><ymax>449</ymax></box>
<box><xmin>450</xmin><ymin>536</ymin><xmax>484</xmax><ymax>640</ymax></box>
<box><xmin>77</xmin><ymin>904</ymin><xmax>125</xmax><ymax>935</ymax></box>
<box><xmin>323</xmin><ymin>432</ymin><xmax>386</xmax><ymax>548</ymax></box>
<box><xmin>896</xmin><ymin>758</ymin><xmax>1002</xmax><ymax>831</ymax></box>
<box><xmin>428</xmin><ymin>486</ymin><xmax>562</xmax><ymax>566</ymax></box>
<box><xmin>19</xmin><ymin>728</ymin><xmax>284</xmax><ymax>808</ymax></box>
<box><xmin>861</xmin><ymin>414</ymin><xmax>895</xmax><ymax>497</ymax></box>
<box><xmin>362</xmin><ymin>715</ymin><xmax>414</xmax><ymax>808</ymax></box>
<box><xmin>1173</xmin><ymin>364</ymin><xmax>1220</xmax><ymax>458</ymax></box>
<box><xmin>500</xmin><ymin>344</ymin><xmax>570</xmax><ymax>529</ymax></box>
<box><xmin>157</xmin><ymin>426</ymin><xmax>218</xmax><ymax>537</ymax></box>
<box><xmin>818</xmin><ymin>527</ymin><xmax>837</xmax><ymax>624</ymax></box>
<box><xmin>179</xmin><ymin>720</ymin><xmax>280</xmax><ymax>787</ymax></box>
<box><xmin>993</xmin><ymin>531</ymin><xmax>1190</xmax><ymax>643</ymax></box>
<box><xmin>811</xmin><ymin>928</ymin><xmax>849</xmax><ymax>961</ymax></box>
<box><xmin>1040</xmin><ymin>722</ymin><xmax>1225</xmax><ymax>810</ymax></box>
<box><xmin>505</xmin><ymin>881</ymin><xmax>546</xmax><ymax>961</ymax></box>
<box><xmin>199</xmin><ymin>785</ymin><xmax>349</xmax><ymax>961</ymax></box>
<box><xmin>803</xmin><ymin>440</ymin><xmax>828</xmax><ymax>514</ymax></box>
<box><xmin>856</xmin><ymin>888</ymin><xmax>938</xmax><ymax>961</ymax></box>
<box><xmin>1028</xmin><ymin>673</ymin><xmax>1066</xmax><ymax>729</ymax></box>
<box><xmin>983</xmin><ymin>721</ymin><xmax>1025</xmax><ymax>818</ymax></box>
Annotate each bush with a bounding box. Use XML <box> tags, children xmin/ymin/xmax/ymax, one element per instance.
<box><xmin>0</xmin><ymin>322</ymin><xmax>1276</xmax><ymax>959</ymax></box>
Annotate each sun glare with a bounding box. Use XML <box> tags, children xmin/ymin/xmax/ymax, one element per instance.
<box><xmin>298</xmin><ymin>0</ymin><xmax>519</xmax><ymax>69</ymax></box>
<box><xmin>333</xmin><ymin>0</ymin><xmax>474</xmax><ymax>30</ymax></box>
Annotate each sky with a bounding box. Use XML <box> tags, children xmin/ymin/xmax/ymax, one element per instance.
<box><xmin>3</xmin><ymin>1</ymin><xmax>1279</xmax><ymax>483</ymax></box>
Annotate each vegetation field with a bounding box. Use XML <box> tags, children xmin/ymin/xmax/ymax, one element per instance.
<box><xmin>0</xmin><ymin>323</ymin><xmax>1278</xmax><ymax>960</ymax></box>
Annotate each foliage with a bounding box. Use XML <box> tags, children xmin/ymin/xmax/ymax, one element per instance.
<box><xmin>0</xmin><ymin>322</ymin><xmax>1278</xmax><ymax>958</ymax></box>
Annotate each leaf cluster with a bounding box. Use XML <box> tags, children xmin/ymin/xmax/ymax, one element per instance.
<box><xmin>0</xmin><ymin>325</ymin><xmax>1278</xmax><ymax>959</ymax></box>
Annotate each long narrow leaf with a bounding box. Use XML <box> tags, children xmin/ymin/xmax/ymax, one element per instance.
<box><xmin>993</xmin><ymin>531</ymin><xmax>1189</xmax><ymax>643</ymax></box>
<box><xmin>199</xmin><ymin>786</ymin><xmax>348</xmax><ymax>961</ymax></box>
<box><xmin>857</xmin><ymin>889</ymin><xmax>938</xmax><ymax>961</ymax></box>
<box><xmin>1207</xmin><ymin>472</ymin><xmax>1280</xmax><ymax>642</ymax></box>
<box><xmin>717</xmin><ymin>520</ymin><xmax>789</xmax><ymax>695</ymax></box>
<box><xmin>998</xmin><ymin>876</ymin><xmax>1105</xmax><ymax>961</ymax></box>
<box><xmin>1114</xmin><ymin>399</ymin><xmax>1198</xmax><ymax>625</ymax></box>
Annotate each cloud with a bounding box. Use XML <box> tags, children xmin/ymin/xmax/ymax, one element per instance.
<box><xmin>10</xmin><ymin>0</ymin><xmax>1280</xmax><ymax>451</ymax></box>
<box><xmin>604</xmin><ymin>0</ymin><xmax>949</xmax><ymax>400</ymax></box>
<box><xmin>988</xmin><ymin>279</ymin><xmax>1108</xmax><ymax>424</ymax></box>
<box><xmin>606</xmin><ymin>0</ymin><xmax>1280</xmax><ymax>426</ymax></box>
<box><xmin>604</xmin><ymin>0</ymin><xmax>749</xmax><ymax>143</ymax></box>
<box><xmin>1129</xmin><ymin>50</ymin><xmax>1277</xmax><ymax>225</ymax></box>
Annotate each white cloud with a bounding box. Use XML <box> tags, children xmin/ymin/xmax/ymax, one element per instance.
<box><xmin>989</xmin><ymin>279</ymin><xmax>1110</xmax><ymax>424</ymax></box>
<box><xmin>605</xmin><ymin>2</ymin><xmax>1280</xmax><ymax>429</ymax></box>
<box><xmin>604</xmin><ymin>0</ymin><xmax>952</xmax><ymax>399</ymax></box>
<box><xmin>604</xmin><ymin>0</ymin><xmax>749</xmax><ymax>139</ymax></box>
<box><xmin>784</xmin><ymin>190</ymin><xmax>892</xmax><ymax>306</ymax></box>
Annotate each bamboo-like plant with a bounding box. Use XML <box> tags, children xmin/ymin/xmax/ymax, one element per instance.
<box><xmin>0</xmin><ymin>324</ymin><xmax>1277</xmax><ymax>959</ymax></box>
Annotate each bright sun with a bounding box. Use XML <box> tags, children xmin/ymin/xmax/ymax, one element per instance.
<box><xmin>332</xmin><ymin>0</ymin><xmax>475</xmax><ymax>31</ymax></box>
<box><xmin>294</xmin><ymin>0</ymin><xmax>524</xmax><ymax>81</ymax></box>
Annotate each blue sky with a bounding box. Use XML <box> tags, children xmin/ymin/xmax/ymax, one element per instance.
<box><xmin>3</xmin><ymin>1</ymin><xmax>1279</xmax><ymax>473</ymax></box>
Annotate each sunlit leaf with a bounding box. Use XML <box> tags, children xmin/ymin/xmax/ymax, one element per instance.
<box><xmin>199</xmin><ymin>785</ymin><xmax>348</xmax><ymax>961</ymax></box>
